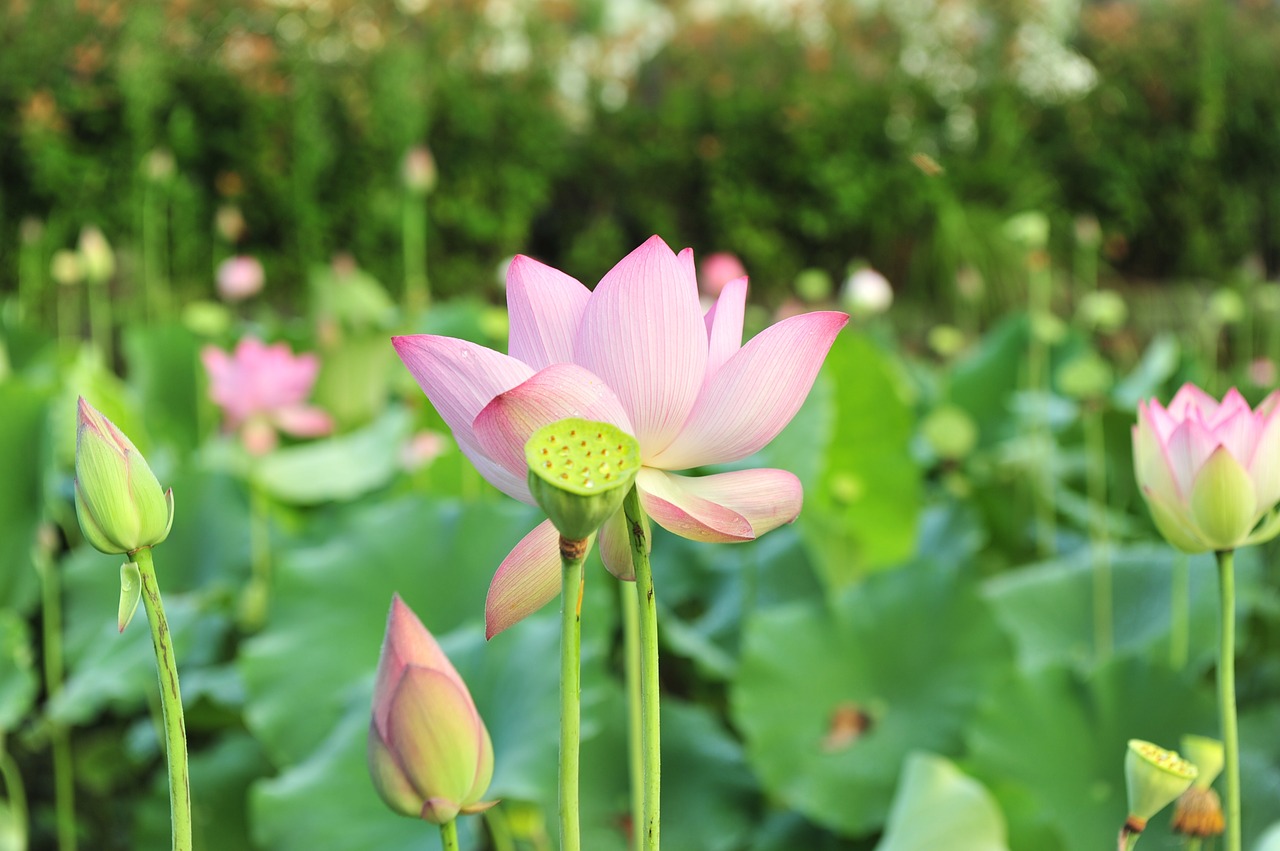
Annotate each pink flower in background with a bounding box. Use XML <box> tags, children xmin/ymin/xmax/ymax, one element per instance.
<box><xmin>1133</xmin><ymin>384</ymin><xmax>1280</xmax><ymax>553</ymax></box>
<box><xmin>698</xmin><ymin>251</ymin><xmax>746</xmax><ymax>301</ymax></box>
<box><xmin>216</xmin><ymin>255</ymin><xmax>265</xmax><ymax>301</ymax></box>
<box><xmin>202</xmin><ymin>338</ymin><xmax>333</xmax><ymax>455</ymax></box>
<box><xmin>395</xmin><ymin>236</ymin><xmax>848</xmax><ymax>637</ymax></box>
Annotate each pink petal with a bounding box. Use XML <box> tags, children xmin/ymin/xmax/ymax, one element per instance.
<box><xmin>649</xmin><ymin>311</ymin><xmax>849</xmax><ymax>470</ymax></box>
<box><xmin>703</xmin><ymin>277</ymin><xmax>747</xmax><ymax>384</ymax></box>
<box><xmin>1166</xmin><ymin>383</ymin><xmax>1220</xmax><ymax>419</ymax></box>
<box><xmin>657</xmin><ymin>468</ymin><xmax>803</xmax><ymax>536</ymax></box>
<box><xmin>505</xmin><ymin>255</ymin><xmax>592</xmax><ymax>370</ymax></box>
<box><xmin>1205</xmin><ymin>401</ymin><xmax>1260</xmax><ymax>467</ymax></box>
<box><xmin>485</xmin><ymin>520</ymin><xmax>562</xmax><ymax>639</ymax></box>
<box><xmin>598</xmin><ymin>508</ymin><xmax>636</xmax><ymax>581</ymax></box>
<box><xmin>636</xmin><ymin>467</ymin><xmax>754</xmax><ymax>542</ymax></box>
<box><xmin>387</xmin><ymin>667</ymin><xmax>483</xmax><ymax>821</ymax></box>
<box><xmin>573</xmin><ymin>236</ymin><xmax>708</xmax><ymax>456</ymax></box>
<box><xmin>273</xmin><ymin>405</ymin><xmax>334</xmax><ymax>438</ymax></box>
<box><xmin>472</xmin><ymin>363</ymin><xmax>634</xmax><ymax>495</ymax></box>
<box><xmin>676</xmin><ymin>247</ymin><xmax>697</xmax><ymax>296</ymax></box>
<box><xmin>1249</xmin><ymin>404</ymin><xmax>1280</xmax><ymax>509</ymax></box>
<box><xmin>393</xmin><ymin>335</ymin><xmax>535</xmax><ymax>500</ymax></box>
<box><xmin>373</xmin><ymin>594</ymin><xmax>460</xmax><ymax>734</ymax></box>
<box><xmin>1165</xmin><ymin>417</ymin><xmax>1218</xmax><ymax>497</ymax></box>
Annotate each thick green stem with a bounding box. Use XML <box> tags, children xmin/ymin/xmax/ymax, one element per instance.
<box><xmin>133</xmin><ymin>547</ymin><xmax>192</xmax><ymax>851</ymax></box>
<box><xmin>1215</xmin><ymin>549</ymin><xmax>1241</xmax><ymax>851</ymax></box>
<box><xmin>621</xmin><ymin>580</ymin><xmax>644</xmax><ymax>851</ymax></box>
<box><xmin>623</xmin><ymin>488</ymin><xmax>660</xmax><ymax>851</ymax></box>
<box><xmin>39</xmin><ymin>536</ymin><xmax>77</xmax><ymax>851</ymax></box>
<box><xmin>403</xmin><ymin>194</ymin><xmax>429</xmax><ymax>312</ymax></box>
<box><xmin>439</xmin><ymin>818</ymin><xmax>459</xmax><ymax>851</ymax></box>
<box><xmin>0</xmin><ymin>744</ymin><xmax>28</xmax><ymax>848</ymax></box>
<box><xmin>558</xmin><ymin>541</ymin><xmax>585</xmax><ymax>851</ymax></box>
<box><xmin>1083</xmin><ymin>405</ymin><xmax>1112</xmax><ymax>661</ymax></box>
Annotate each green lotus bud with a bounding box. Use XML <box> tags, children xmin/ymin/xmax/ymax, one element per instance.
<box><xmin>525</xmin><ymin>418</ymin><xmax>640</xmax><ymax>541</ymax></box>
<box><xmin>1180</xmin><ymin>735</ymin><xmax>1224</xmax><ymax>790</ymax></box>
<box><xmin>74</xmin><ymin>397</ymin><xmax>174</xmax><ymax>555</ymax></box>
<box><xmin>77</xmin><ymin>225</ymin><xmax>115</xmax><ymax>285</ymax></box>
<box><xmin>1125</xmin><ymin>739</ymin><xmax>1197</xmax><ymax>830</ymax></box>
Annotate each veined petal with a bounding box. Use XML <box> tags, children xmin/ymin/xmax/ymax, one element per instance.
<box><xmin>1165</xmin><ymin>418</ymin><xmax>1218</xmax><ymax>499</ymax></box>
<box><xmin>1204</xmin><ymin>388</ymin><xmax>1251</xmax><ymax>429</ymax></box>
<box><xmin>393</xmin><ymin>335</ymin><xmax>534</xmax><ymax>500</ymax></box>
<box><xmin>598</xmin><ymin>507</ymin><xmax>638</xmax><ymax>581</ymax></box>
<box><xmin>1132</xmin><ymin>416</ymin><xmax>1180</xmax><ymax>503</ymax></box>
<box><xmin>373</xmin><ymin>595</ymin><xmax>460</xmax><ymax>733</ymax></box>
<box><xmin>506</xmin><ymin>255</ymin><xmax>592</xmax><ymax>370</ymax></box>
<box><xmin>704</xmin><ymin>277</ymin><xmax>747</xmax><ymax>384</ymax></box>
<box><xmin>387</xmin><ymin>668</ymin><xmax>483</xmax><ymax>823</ymax></box>
<box><xmin>650</xmin><ymin>311</ymin><xmax>848</xmax><ymax>469</ymax></box>
<box><xmin>573</xmin><ymin>236</ymin><xmax>708</xmax><ymax>456</ymax></box>
<box><xmin>472</xmin><ymin>363</ymin><xmax>634</xmax><ymax>490</ymax></box>
<box><xmin>485</xmin><ymin>520</ymin><xmax>562</xmax><ymax>639</ymax></box>
<box><xmin>636</xmin><ymin>467</ymin><xmax>754</xmax><ymax>542</ymax></box>
<box><xmin>368</xmin><ymin>724</ymin><xmax>424</xmax><ymax>818</ymax></box>
<box><xmin>660</xmin><ymin>468</ymin><xmax>803</xmax><ymax>536</ymax></box>
<box><xmin>677</xmin><ymin>247</ymin><xmax>697</xmax><ymax>296</ymax></box>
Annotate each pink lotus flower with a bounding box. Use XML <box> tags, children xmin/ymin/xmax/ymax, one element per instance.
<box><xmin>215</xmin><ymin>255</ymin><xmax>265</xmax><ymax>301</ymax></box>
<box><xmin>394</xmin><ymin>236</ymin><xmax>848</xmax><ymax>637</ymax></box>
<box><xmin>201</xmin><ymin>338</ymin><xmax>334</xmax><ymax>455</ymax></box>
<box><xmin>1133</xmin><ymin>384</ymin><xmax>1280</xmax><ymax>553</ymax></box>
<box><xmin>368</xmin><ymin>594</ymin><xmax>495</xmax><ymax>824</ymax></box>
<box><xmin>698</xmin><ymin>251</ymin><xmax>746</xmax><ymax>301</ymax></box>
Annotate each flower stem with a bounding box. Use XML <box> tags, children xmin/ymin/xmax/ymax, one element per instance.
<box><xmin>133</xmin><ymin>547</ymin><xmax>192</xmax><ymax>851</ymax></box>
<box><xmin>439</xmin><ymin>818</ymin><xmax>459</xmax><ymax>851</ymax></box>
<box><xmin>1215</xmin><ymin>549</ymin><xmax>1241</xmax><ymax>851</ymax></box>
<box><xmin>38</xmin><ymin>530</ymin><xmax>77</xmax><ymax>851</ymax></box>
<box><xmin>559</xmin><ymin>539</ymin><xmax>586</xmax><ymax>851</ymax></box>
<box><xmin>1083</xmin><ymin>403</ymin><xmax>1112</xmax><ymax>661</ymax></box>
<box><xmin>623</xmin><ymin>487</ymin><xmax>660</xmax><ymax>851</ymax></box>
<box><xmin>403</xmin><ymin>192</ymin><xmax>429</xmax><ymax>312</ymax></box>
<box><xmin>0</xmin><ymin>742</ymin><xmax>29</xmax><ymax>848</ymax></box>
<box><xmin>621</xmin><ymin>580</ymin><xmax>644</xmax><ymax>851</ymax></box>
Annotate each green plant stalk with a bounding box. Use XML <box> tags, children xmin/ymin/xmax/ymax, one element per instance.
<box><xmin>241</xmin><ymin>480</ymin><xmax>272</xmax><ymax>631</ymax></box>
<box><xmin>1083</xmin><ymin>403</ymin><xmax>1112</xmax><ymax>661</ymax></box>
<box><xmin>440</xmin><ymin>818</ymin><xmax>459</xmax><ymax>851</ymax></box>
<box><xmin>483</xmin><ymin>806</ymin><xmax>516</xmax><ymax>851</ymax></box>
<box><xmin>623</xmin><ymin>487</ymin><xmax>660</xmax><ymax>851</ymax></box>
<box><xmin>1170</xmin><ymin>554</ymin><xmax>1190</xmax><ymax>670</ymax></box>
<box><xmin>1215</xmin><ymin>549</ymin><xmax>1240</xmax><ymax>851</ymax></box>
<box><xmin>558</xmin><ymin>541</ymin><xmax>585</xmax><ymax>851</ymax></box>
<box><xmin>58</xmin><ymin>283</ymin><xmax>81</xmax><ymax>348</ymax></box>
<box><xmin>87</xmin><ymin>279</ymin><xmax>113</xmax><ymax>365</ymax></box>
<box><xmin>0</xmin><ymin>742</ymin><xmax>29</xmax><ymax>849</ymax></box>
<box><xmin>403</xmin><ymin>193</ymin><xmax>429</xmax><ymax>312</ymax></box>
<box><xmin>18</xmin><ymin>229</ymin><xmax>43</xmax><ymax>327</ymax></box>
<box><xmin>133</xmin><ymin>547</ymin><xmax>192</xmax><ymax>851</ymax></box>
<box><xmin>1027</xmin><ymin>258</ymin><xmax>1056</xmax><ymax>557</ymax></box>
<box><xmin>38</xmin><ymin>540</ymin><xmax>77</xmax><ymax>851</ymax></box>
<box><xmin>621</xmin><ymin>580</ymin><xmax>644</xmax><ymax>851</ymax></box>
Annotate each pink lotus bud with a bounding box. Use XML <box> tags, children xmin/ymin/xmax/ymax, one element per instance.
<box><xmin>402</xmin><ymin>146</ymin><xmax>437</xmax><ymax>194</ymax></box>
<box><xmin>698</xmin><ymin>252</ymin><xmax>746</xmax><ymax>300</ymax></box>
<box><xmin>1133</xmin><ymin>384</ymin><xmax>1280</xmax><ymax>553</ymax></box>
<box><xmin>368</xmin><ymin>595</ymin><xmax>495</xmax><ymax>824</ymax></box>
<box><xmin>216</xmin><ymin>255</ymin><xmax>265</xmax><ymax>301</ymax></box>
<box><xmin>74</xmin><ymin>397</ymin><xmax>174</xmax><ymax>555</ymax></box>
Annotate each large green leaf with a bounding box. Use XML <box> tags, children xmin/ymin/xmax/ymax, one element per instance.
<box><xmin>874</xmin><ymin>752</ymin><xmax>1008</xmax><ymax>851</ymax></box>
<box><xmin>251</xmin><ymin>407</ymin><xmax>413</xmax><ymax>505</ymax></box>
<box><xmin>965</xmin><ymin>656</ymin><xmax>1216</xmax><ymax>851</ymax></box>
<box><xmin>731</xmin><ymin>560</ymin><xmax>1013</xmax><ymax>836</ymax></box>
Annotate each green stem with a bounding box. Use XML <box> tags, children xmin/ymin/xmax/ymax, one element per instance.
<box><xmin>403</xmin><ymin>193</ymin><xmax>429</xmax><ymax>312</ymax></box>
<box><xmin>621</xmin><ymin>580</ymin><xmax>644</xmax><ymax>851</ymax></box>
<box><xmin>0</xmin><ymin>744</ymin><xmax>29</xmax><ymax>849</ymax></box>
<box><xmin>1083</xmin><ymin>404</ymin><xmax>1112</xmax><ymax>661</ymax></box>
<box><xmin>623</xmin><ymin>488</ymin><xmax>660</xmax><ymax>851</ymax></box>
<box><xmin>1170</xmin><ymin>554</ymin><xmax>1190</xmax><ymax>670</ymax></box>
<box><xmin>1215</xmin><ymin>549</ymin><xmax>1241</xmax><ymax>851</ymax></box>
<box><xmin>1027</xmin><ymin>259</ymin><xmax>1056</xmax><ymax>557</ymax></box>
<box><xmin>87</xmin><ymin>280</ymin><xmax>113</xmax><ymax>365</ymax></box>
<box><xmin>483</xmin><ymin>805</ymin><xmax>516</xmax><ymax>851</ymax></box>
<box><xmin>558</xmin><ymin>540</ymin><xmax>585</xmax><ymax>851</ymax></box>
<box><xmin>240</xmin><ymin>481</ymin><xmax>272</xmax><ymax>631</ymax></box>
<box><xmin>133</xmin><ymin>547</ymin><xmax>192</xmax><ymax>851</ymax></box>
<box><xmin>39</xmin><ymin>534</ymin><xmax>77</xmax><ymax>851</ymax></box>
<box><xmin>439</xmin><ymin>818</ymin><xmax>459</xmax><ymax>851</ymax></box>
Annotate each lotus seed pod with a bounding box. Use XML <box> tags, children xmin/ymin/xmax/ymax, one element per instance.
<box><xmin>1125</xmin><ymin>739</ymin><xmax>1197</xmax><ymax>827</ymax></box>
<box><xmin>525</xmin><ymin>418</ymin><xmax>640</xmax><ymax>541</ymax></box>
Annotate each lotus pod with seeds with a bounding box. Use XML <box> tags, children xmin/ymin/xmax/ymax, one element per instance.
<box><xmin>525</xmin><ymin>418</ymin><xmax>640</xmax><ymax>541</ymax></box>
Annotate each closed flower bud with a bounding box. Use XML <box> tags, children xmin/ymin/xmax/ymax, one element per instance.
<box><xmin>77</xmin><ymin>225</ymin><xmax>115</xmax><ymax>285</ymax></box>
<box><xmin>1125</xmin><ymin>739</ymin><xmax>1197</xmax><ymax>830</ymax></box>
<box><xmin>74</xmin><ymin>398</ymin><xmax>174</xmax><ymax>555</ymax></box>
<box><xmin>368</xmin><ymin>595</ymin><xmax>495</xmax><ymax>825</ymax></box>
<box><xmin>525</xmin><ymin>418</ymin><xmax>640</xmax><ymax>542</ymax></box>
<box><xmin>1132</xmin><ymin>385</ymin><xmax>1280</xmax><ymax>553</ymax></box>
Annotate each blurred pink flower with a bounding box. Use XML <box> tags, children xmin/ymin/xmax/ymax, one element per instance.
<box><xmin>395</xmin><ymin>236</ymin><xmax>847</xmax><ymax>636</ymax></box>
<box><xmin>202</xmin><ymin>338</ymin><xmax>333</xmax><ymax>455</ymax></box>
<box><xmin>401</xmin><ymin>430</ymin><xmax>450</xmax><ymax>472</ymax></box>
<box><xmin>698</xmin><ymin>251</ymin><xmax>746</xmax><ymax>301</ymax></box>
<box><xmin>216</xmin><ymin>255</ymin><xmax>265</xmax><ymax>301</ymax></box>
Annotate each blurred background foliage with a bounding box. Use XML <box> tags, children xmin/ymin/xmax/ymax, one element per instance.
<box><xmin>4</xmin><ymin>1</ymin><xmax>1280</xmax><ymax>850</ymax></box>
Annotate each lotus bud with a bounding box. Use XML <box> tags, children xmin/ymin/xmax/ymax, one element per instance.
<box><xmin>215</xmin><ymin>255</ymin><xmax>265</xmax><ymax>302</ymax></box>
<box><xmin>368</xmin><ymin>594</ymin><xmax>495</xmax><ymax>824</ymax></box>
<box><xmin>698</xmin><ymin>252</ymin><xmax>746</xmax><ymax>300</ymax></box>
<box><xmin>143</xmin><ymin>148</ymin><xmax>175</xmax><ymax>183</ymax></box>
<box><xmin>1124</xmin><ymin>739</ymin><xmax>1197</xmax><ymax>836</ymax></box>
<box><xmin>840</xmin><ymin>266</ymin><xmax>892</xmax><ymax>318</ymax></box>
<box><xmin>1133</xmin><ymin>385</ymin><xmax>1280</xmax><ymax>553</ymax></box>
<box><xmin>1003</xmin><ymin>211</ymin><xmax>1050</xmax><ymax>251</ymax></box>
<box><xmin>215</xmin><ymin>204</ymin><xmax>247</xmax><ymax>243</ymax></box>
<box><xmin>1077</xmin><ymin>290</ymin><xmax>1128</xmax><ymax>333</ymax></box>
<box><xmin>74</xmin><ymin>398</ymin><xmax>174</xmax><ymax>555</ymax></box>
<box><xmin>77</xmin><ymin>225</ymin><xmax>115</xmax><ymax>285</ymax></box>
<box><xmin>51</xmin><ymin>250</ymin><xmax>83</xmax><ymax>287</ymax></box>
<box><xmin>402</xmin><ymin>145</ymin><xmax>437</xmax><ymax>194</ymax></box>
<box><xmin>525</xmin><ymin>418</ymin><xmax>640</xmax><ymax>542</ymax></box>
<box><xmin>794</xmin><ymin>268</ymin><xmax>832</xmax><ymax>303</ymax></box>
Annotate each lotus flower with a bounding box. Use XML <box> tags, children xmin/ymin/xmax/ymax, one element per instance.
<box><xmin>394</xmin><ymin>236</ymin><xmax>848</xmax><ymax>637</ymax></box>
<box><xmin>201</xmin><ymin>338</ymin><xmax>334</xmax><ymax>455</ymax></box>
<box><xmin>215</xmin><ymin>255</ymin><xmax>265</xmax><ymax>301</ymax></box>
<box><xmin>697</xmin><ymin>251</ymin><xmax>746</xmax><ymax>301</ymax></box>
<box><xmin>368</xmin><ymin>594</ymin><xmax>495</xmax><ymax>824</ymax></box>
<box><xmin>1133</xmin><ymin>384</ymin><xmax>1280</xmax><ymax>553</ymax></box>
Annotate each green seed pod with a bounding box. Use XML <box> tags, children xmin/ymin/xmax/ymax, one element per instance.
<box><xmin>1125</xmin><ymin>739</ymin><xmax>1197</xmax><ymax>827</ymax></box>
<box><xmin>525</xmin><ymin>418</ymin><xmax>640</xmax><ymax>541</ymax></box>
